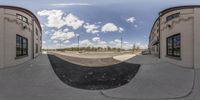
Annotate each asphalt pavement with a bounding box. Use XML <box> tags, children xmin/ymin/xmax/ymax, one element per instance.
<box><xmin>48</xmin><ymin>53</ymin><xmax>140</xmax><ymax>90</ymax></box>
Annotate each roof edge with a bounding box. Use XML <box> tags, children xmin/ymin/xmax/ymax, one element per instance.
<box><xmin>160</xmin><ymin>5</ymin><xmax>200</xmax><ymax>16</ymax></box>
<box><xmin>0</xmin><ymin>5</ymin><xmax>42</xmax><ymax>32</ymax></box>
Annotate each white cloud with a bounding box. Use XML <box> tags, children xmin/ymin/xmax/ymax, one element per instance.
<box><xmin>64</xmin><ymin>40</ymin><xmax>70</xmax><ymax>44</ymax></box>
<box><xmin>63</xmin><ymin>28</ymin><xmax>69</xmax><ymax>32</ymax></box>
<box><xmin>53</xmin><ymin>40</ymin><xmax>59</xmax><ymax>43</ymax></box>
<box><xmin>50</xmin><ymin>30</ymin><xmax>75</xmax><ymax>41</ymax></box>
<box><xmin>76</xmin><ymin>34</ymin><xmax>80</xmax><ymax>37</ymax></box>
<box><xmin>87</xmin><ymin>37</ymin><xmax>107</xmax><ymax>48</ymax></box>
<box><xmin>134</xmin><ymin>24</ymin><xmax>138</xmax><ymax>28</ymax></box>
<box><xmin>124</xmin><ymin>41</ymin><xmax>129</xmax><ymax>44</ymax></box>
<box><xmin>51</xmin><ymin>3</ymin><xmax>91</xmax><ymax>6</ymax></box>
<box><xmin>38</xmin><ymin>10</ymin><xmax>84</xmax><ymax>30</ymax></box>
<box><xmin>114</xmin><ymin>39</ymin><xmax>121</xmax><ymax>43</ymax></box>
<box><xmin>134</xmin><ymin>43</ymin><xmax>148</xmax><ymax>49</ymax></box>
<box><xmin>92</xmin><ymin>37</ymin><xmax>100</xmax><ymax>42</ymax></box>
<box><xmin>119</xmin><ymin>27</ymin><xmax>124</xmax><ymax>33</ymax></box>
<box><xmin>70</xmin><ymin>37</ymin><xmax>107</xmax><ymax>48</ymax></box>
<box><xmin>41</xmin><ymin>24</ymin><xmax>44</xmax><ymax>28</ymax></box>
<box><xmin>42</xmin><ymin>41</ymin><xmax>46</xmax><ymax>44</ymax></box>
<box><xmin>37</xmin><ymin>10</ymin><xmax>65</xmax><ymax>28</ymax></box>
<box><xmin>64</xmin><ymin>13</ymin><xmax>84</xmax><ymax>30</ymax></box>
<box><xmin>84</xmin><ymin>23</ymin><xmax>99</xmax><ymax>34</ymax></box>
<box><xmin>108</xmin><ymin>39</ymin><xmax>133</xmax><ymax>49</ymax></box>
<box><xmin>101</xmin><ymin>23</ymin><xmax>118</xmax><ymax>32</ymax></box>
<box><xmin>51</xmin><ymin>29</ymin><xmax>56</xmax><ymax>32</ymax></box>
<box><xmin>126</xmin><ymin>17</ymin><xmax>136</xmax><ymax>23</ymax></box>
<box><xmin>95</xmin><ymin>41</ymin><xmax>107</xmax><ymax>48</ymax></box>
<box><xmin>45</xmin><ymin>31</ymin><xmax>50</xmax><ymax>35</ymax></box>
<box><xmin>80</xmin><ymin>39</ymin><xmax>92</xmax><ymax>47</ymax></box>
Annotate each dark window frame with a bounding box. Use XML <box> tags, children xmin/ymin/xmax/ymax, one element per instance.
<box><xmin>36</xmin><ymin>28</ymin><xmax>38</xmax><ymax>36</ymax></box>
<box><xmin>166</xmin><ymin>13</ymin><xmax>180</xmax><ymax>22</ymax></box>
<box><xmin>16</xmin><ymin>14</ymin><xmax>28</xmax><ymax>23</ymax></box>
<box><xmin>16</xmin><ymin>35</ymin><xmax>28</xmax><ymax>57</ymax></box>
<box><xmin>166</xmin><ymin>33</ymin><xmax>181</xmax><ymax>58</ymax></box>
<box><xmin>36</xmin><ymin>43</ymin><xmax>38</xmax><ymax>53</ymax></box>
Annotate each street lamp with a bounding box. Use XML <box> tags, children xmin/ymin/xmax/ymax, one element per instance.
<box><xmin>121</xmin><ymin>37</ymin><xmax>123</xmax><ymax>51</ymax></box>
<box><xmin>76</xmin><ymin>34</ymin><xmax>80</xmax><ymax>52</ymax></box>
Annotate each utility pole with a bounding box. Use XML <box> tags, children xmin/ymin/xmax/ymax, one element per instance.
<box><xmin>77</xmin><ymin>35</ymin><xmax>80</xmax><ymax>52</ymax></box>
<box><xmin>47</xmin><ymin>45</ymin><xmax>48</xmax><ymax>53</ymax></box>
<box><xmin>121</xmin><ymin>37</ymin><xmax>123</xmax><ymax>52</ymax></box>
<box><xmin>60</xmin><ymin>40</ymin><xmax>61</xmax><ymax>50</ymax></box>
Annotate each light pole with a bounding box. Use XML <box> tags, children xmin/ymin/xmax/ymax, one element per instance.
<box><xmin>77</xmin><ymin>34</ymin><xmax>80</xmax><ymax>52</ymax></box>
<box><xmin>60</xmin><ymin>40</ymin><xmax>62</xmax><ymax>49</ymax></box>
<box><xmin>120</xmin><ymin>37</ymin><xmax>123</xmax><ymax>52</ymax></box>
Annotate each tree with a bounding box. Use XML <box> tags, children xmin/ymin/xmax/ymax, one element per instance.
<box><xmin>107</xmin><ymin>46</ymin><xmax>111</xmax><ymax>51</ymax></box>
<box><xmin>133</xmin><ymin>44</ymin><xmax>136</xmax><ymax>51</ymax></box>
<box><xmin>136</xmin><ymin>46</ymin><xmax>140</xmax><ymax>51</ymax></box>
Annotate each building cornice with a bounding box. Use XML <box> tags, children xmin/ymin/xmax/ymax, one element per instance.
<box><xmin>159</xmin><ymin>5</ymin><xmax>200</xmax><ymax>17</ymax></box>
<box><xmin>0</xmin><ymin>5</ymin><xmax>42</xmax><ymax>32</ymax></box>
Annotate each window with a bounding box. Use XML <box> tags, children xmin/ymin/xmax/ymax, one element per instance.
<box><xmin>40</xmin><ymin>46</ymin><xmax>42</xmax><ymax>52</ymax></box>
<box><xmin>16</xmin><ymin>35</ymin><xmax>28</xmax><ymax>57</ymax></box>
<box><xmin>40</xmin><ymin>36</ymin><xmax>42</xmax><ymax>41</ymax></box>
<box><xmin>36</xmin><ymin>44</ymin><xmax>38</xmax><ymax>53</ymax></box>
<box><xmin>167</xmin><ymin>34</ymin><xmax>181</xmax><ymax>57</ymax></box>
<box><xmin>157</xmin><ymin>29</ymin><xmax>159</xmax><ymax>33</ymax></box>
<box><xmin>36</xmin><ymin>28</ymin><xmax>38</xmax><ymax>36</ymax></box>
<box><xmin>166</xmin><ymin>13</ymin><xmax>180</xmax><ymax>22</ymax></box>
<box><xmin>16</xmin><ymin>14</ymin><xmax>28</xmax><ymax>23</ymax></box>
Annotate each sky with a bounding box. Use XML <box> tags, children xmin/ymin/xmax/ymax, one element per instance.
<box><xmin>1</xmin><ymin>0</ymin><xmax>200</xmax><ymax>49</ymax></box>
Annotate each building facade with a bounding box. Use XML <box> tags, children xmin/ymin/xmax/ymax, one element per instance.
<box><xmin>149</xmin><ymin>5</ymin><xmax>200</xmax><ymax>69</ymax></box>
<box><xmin>0</xmin><ymin>6</ymin><xmax>42</xmax><ymax>68</ymax></box>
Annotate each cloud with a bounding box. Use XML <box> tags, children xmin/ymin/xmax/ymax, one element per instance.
<box><xmin>101</xmin><ymin>23</ymin><xmax>119</xmax><ymax>32</ymax></box>
<box><xmin>64</xmin><ymin>40</ymin><xmax>70</xmax><ymax>44</ymax></box>
<box><xmin>108</xmin><ymin>39</ymin><xmax>134</xmax><ymax>49</ymax></box>
<box><xmin>76</xmin><ymin>34</ymin><xmax>80</xmax><ymax>37</ymax></box>
<box><xmin>79</xmin><ymin>39</ymin><xmax>93</xmax><ymax>47</ymax></box>
<box><xmin>51</xmin><ymin>29</ymin><xmax>56</xmax><ymax>32</ymax></box>
<box><xmin>51</xmin><ymin>3</ymin><xmax>91</xmax><ymax>6</ymax></box>
<box><xmin>134</xmin><ymin>24</ymin><xmax>138</xmax><ymax>28</ymax></box>
<box><xmin>45</xmin><ymin>31</ymin><xmax>50</xmax><ymax>35</ymax></box>
<box><xmin>50</xmin><ymin>30</ymin><xmax>75</xmax><ymax>41</ymax></box>
<box><xmin>84</xmin><ymin>23</ymin><xmax>99</xmax><ymax>34</ymax></box>
<box><xmin>101</xmin><ymin>23</ymin><xmax>124</xmax><ymax>33</ymax></box>
<box><xmin>42</xmin><ymin>41</ymin><xmax>46</xmax><ymax>44</ymax></box>
<box><xmin>135</xmin><ymin>43</ymin><xmax>148</xmax><ymax>49</ymax></box>
<box><xmin>71</xmin><ymin>37</ymin><xmax>132</xmax><ymax>49</ymax></box>
<box><xmin>37</xmin><ymin>10</ymin><xmax>65</xmax><ymax>28</ymax></box>
<box><xmin>126</xmin><ymin>17</ymin><xmax>136</xmax><ymax>23</ymax></box>
<box><xmin>119</xmin><ymin>27</ymin><xmax>124</xmax><ymax>33</ymax></box>
<box><xmin>63</xmin><ymin>28</ymin><xmax>69</xmax><ymax>32</ymax></box>
<box><xmin>87</xmin><ymin>37</ymin><xmax>108</xmax><ymax>48</ymax></box>
<box><xmin>53</xmin><ymin>40</ymin><xmax>59</xmax><ymax>43</ymax></box>
<box><xmin>94</xmin><ymin>39</ymin><xmax>107</xmax><ymax>47</ymax></box>
<box><xmin>114</xmin><ymin>39</ymin><xmax>121</xmax><ymax>43</ymax></box>
<box><xmin>92</xmin><ymin>37</ymin><xmax>100</xmax><ymax>42</ymax></box>
<box><xmin>38</xmin><ymin>10</ymin><xmax>84</xmax><ymax>30</ymax></box>
<box><xmin>41</xmin><ymin>24</ymin><xmax>44</xmax><ymax>28</ymax></box>
<box><xmin>64</xmin><ymin>13</ymin><xmax>84</xmax><ymax>30</ymax></box>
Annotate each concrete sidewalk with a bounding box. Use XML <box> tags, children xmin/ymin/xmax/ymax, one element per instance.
<box><xmin>0</xmin><ymin>54</ymin><xmax>199</xmax><ymax>100</ymax></box>
<box><xmin>0</xmin><ymin>54</ymin><xmax>110</xmax><ymax>100</ymax></box>
<box><xmin>103</xmin><ymin>55</ymin><xmax>197</xmax><ymax>100</ymax></box>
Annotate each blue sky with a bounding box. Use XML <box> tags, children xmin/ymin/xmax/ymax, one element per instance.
<box><xmin>1</xmin><ymin>0</ymin><xmax>200</xmax><ymax>49</ymax></box>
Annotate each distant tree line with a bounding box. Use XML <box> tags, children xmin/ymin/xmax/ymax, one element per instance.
<box><xmin>43</xmin><ymin>44</ymin><xmax>141</xmax><ymax>53</ymax></box>
<box><xmin>55</xmin><ymin>46</ymin><xmax>125</xmax><ymax>52</ymax></box>
<box><xmin>132</xmin><ymin>44</ymin><xmax>141</xmax><ymax>53</ymax></box>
